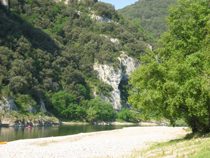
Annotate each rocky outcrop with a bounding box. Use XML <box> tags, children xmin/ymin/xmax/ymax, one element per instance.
<box><xmin>100</xmin><ymin>35</ymin><xmax>120</xmax><ymax>44</ymax></box>
<box><xmin>147</xmin><ymin>43</ymin><xmax>153</xmax><ymax>50</ymax></box>
<box><xmin>0</xmin><ymin>112</ymin><xmax>60</xmax><ymax>127</ymax></box>
<box><xmin>39</xmin><ymin>99</ymin><xmax>47</xmax><ymax>113</ymax></box>
<box><xmin>93</xmin><ymin>52</ymin><xmax>139</xmax><ymax>110</ymax></box>
<box><xmin>110</xmin><ymin>38</ymin><xmax>120</xmax><ymax>45</ymax></box>
<box><xmin>118</xmin><ymin>52</ymin><xmax>139</xmax><ymax>76</ymax></box>
<box><xmin>94</xmin><ymin>64</ymin><xmax>122</xmax><ymax>109</ymax></box>
<box><xmin>0</xmin><ymin>94</ymin><xmax>59</xmax><ymax>128</ymax></box>
<box><xmin>91</xmin><ymin>14</ymin><xmax>112</xmax><ymax>23</ymax></box>
<box><xmin>0</xmin><ymin>0</ymin><xmax>9</xmax><ymax>7</ymax></box>
<box><xmin>0</xmin><ymin>97</ymin><xmax>17</xmax><ymax>111</ymax></box>
<box><xmin>0</xmin><ymin>96</ymin><xmax>48</xmax><ymax>113</ymax></box>
<box><xmin>0</xmin><ymin>96</ymin><xmax>58</xmax><ymax>127</ymax></box>
<box><xmin>54</xmin><ymin>0</ymin><xmax>69</xmax><ymax>4</ymax></box>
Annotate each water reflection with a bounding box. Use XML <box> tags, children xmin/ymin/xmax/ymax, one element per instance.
<box><xmin>0</xmin><ymin>125</ymin><xmax>134</xmax><ymax>142</ymax></box>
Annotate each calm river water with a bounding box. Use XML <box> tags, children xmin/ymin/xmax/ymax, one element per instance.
<box><xmin>0</xmin><ymin>124</ymin><xmax>134</xmax><ymax>142</ymax></box>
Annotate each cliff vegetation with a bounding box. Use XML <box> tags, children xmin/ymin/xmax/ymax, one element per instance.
<box><xmin>0</xmin><ymin>0</ymin><xmax>149</xmax><ymax>123</ymax></box>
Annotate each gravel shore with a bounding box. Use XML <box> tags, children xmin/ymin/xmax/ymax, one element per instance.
<box><xmin>0</xmin><ymin>126</ymin><xmax>188</xmax><ymax>158</ymax></box>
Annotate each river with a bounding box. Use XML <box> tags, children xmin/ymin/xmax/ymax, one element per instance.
<box><xmin>0</xmin><ymin>124</ymin><xmax>135</xmax><ymax>142</ymax></box>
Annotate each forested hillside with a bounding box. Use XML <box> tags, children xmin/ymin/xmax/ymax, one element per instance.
<box><xmin>0</xmin><ymin>0</ymin><xmax>149</xmax><ymax>123</ymax></box>
<box><xmin>119</xmin><ymin>0</ymin><xmax>176</xmax><ymax>39</ymax></box>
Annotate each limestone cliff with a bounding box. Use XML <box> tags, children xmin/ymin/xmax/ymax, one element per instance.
<box><xmin>94</xmin><ymin>52</ymin><xmax>139</xmax><ymax>110</ymax></box>
<box><xmin>0</xmin><ymin>0</ymin><xmax>9</xmax><ymax>7</ymax></box>
<box><xmin>0</xmin><ymin>97</ymin><xmax>47</xmax><ymax>113</ymax></box>
<box><xmin>0</xmin><ymin>97</ymin><xmax>57</xmax><ymax>127</ymax></box>
<box><xmin>0</xmin><ymin>97</ymin><xmax>17</xmax><ymax>111</ymax></box>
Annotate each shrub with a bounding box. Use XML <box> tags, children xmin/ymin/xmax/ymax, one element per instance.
<box><xmin>15</xmin><ymin>94</ymin><xmax>38</xmax><ymax>113</ymax></box>
<box><xmin>117</xmin><ymin>108</ymin><xmax>140</xmax><ymax>123</ymax></box>
<box><xmin>86</xmin><ymin>97</ymin><xmax>116</xmax><ymax>122</ymax></box>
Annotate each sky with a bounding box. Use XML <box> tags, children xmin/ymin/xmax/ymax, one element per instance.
<box><xmin>100</xmin><ymin>0</ymin><xmax>138</xmax><ymax>9</ymax></box>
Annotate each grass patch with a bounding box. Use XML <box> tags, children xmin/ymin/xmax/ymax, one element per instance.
<box><xmin>191</xmin><ymin>148</ymin><xmax>210</xmax><ymax>158</ymax></box>
<box><xmin>130</xmin><ymin>133</ymin><xmax>210</xmax><ymax>158</ymax></box>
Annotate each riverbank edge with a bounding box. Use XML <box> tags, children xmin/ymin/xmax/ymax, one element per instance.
<box><xmin>0</xmin><ymin>118</ymin><xmax>166</xmax><ymax>127</ymax></box>
<box><xmin>0</xmin><ymin>110</ymin><xmax>167</xmax><ymax>128</ymax></box>
<box><xmin>0</xmin><ymin>126</ymin><xmax>189</xmax><ymax>158</ymax></box>
<box><xmin>61</xmin><ymin>121</ymin><xmax>164</xmax><ymax>126</ymax></box>
<box><xmin>0</xmin><ymin>111</ymin><xmax>60</xmax><ymax>127</ymax></box>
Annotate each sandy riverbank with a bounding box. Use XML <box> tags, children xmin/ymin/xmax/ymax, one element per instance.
<box><xmin>0</xmin><ymin>126</ymin><xmax>188</xmax><ymax>158</ymax></box>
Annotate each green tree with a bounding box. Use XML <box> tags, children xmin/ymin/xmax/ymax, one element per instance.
<box><xmin>86</xmin><ymin>98</ymin><xmax>116</xmax><ymax>122</ymax></box>
<box><xmin>93</xmin><ymin>2</ymin><xmax>119</xmax><ymax>20</ymax></box>
<box><xmin>50</xmin><ymin>91</ymin><xmax>87</xmax><ymax>120</ymax></box>
<box><xmin>117</xmin><ymin>108</ymin><xmax>140</xmax><ymax>123</ymax></box>
<box><xmin>15</xmin><ymin>94</ymin><xmax>38</xmax><ymax>113</ymax></box>
<box><xmin>129</xmin><ymin>0</ymin><xmax>210</xmax><ymax>132</ymax></box>
<box><xmin>50</xmin><ymin>91</ymin><xmax>76</xmax><ymax>118</ymax></box>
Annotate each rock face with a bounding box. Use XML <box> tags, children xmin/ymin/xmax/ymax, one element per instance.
<box><xmin>100</xmin><ymin>35</ymin><xmax>120</xmax><ymax>44</ymax></box>
<box><xmin>91</xmin><ymin>14</ymin><xmax>112</xmax><ymax>23</ymax></box>
<box><xmin>94</xmin><ymin>64</ymin><xmax>122</xmax><ymax>109</ymax></box>
<box><xmin>0</xmin><ymin>113</ymin><xmax>60</xmax><ymax>127</ymax></box>
<box><xmin>93</xmin><ymin>52</ymin><xmax>139</xmax><ymax>110</ymax></box>
<box><xmin>0</xmin><ymin>97</ymin><xmax>17</xmax><ymax>111</ymax></box>
<box><xmin>0</xmin><ymin>0</ymin><xmax>9</xmax><ymax>7</ymax></box>
<box><xmin>40</xmin><ymin>99</ymin><xmax>47</xmax><ymax>113</ymax></box>
<box><xmin>54</xmin><ymin>0</ymin><xmax>69</xmax><ymax>4</ymax></box>
<box><xmin>0</xmin><ymin>97</ymin><xmax>58</xmax><ymax>127</ymax></box>
<box><xmin>0</xmin><ymin>96</ymin><xmax>47</xmax><ymax>113</ymax></box>
<box><xmin>118</xmin><ymin>52</ymin><xmax>138</xmax><ymax>76</ymax></box>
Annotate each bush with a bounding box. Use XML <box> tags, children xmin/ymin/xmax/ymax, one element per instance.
<box><xmin>93</xmin><ymin>2</ymin><xmax>119</xmax><ymax>20</ymax></box>
<box><xmin>86</xmin><ymin>98</ymin><xmax>116</xmax><ymax>122</ymax></box>
<box><xmin>15</xmin><ymin>94</ymin><xmax>38</xmax><ymax>113</ymax></box>
<box><xmin>50</xmin><ymin>91</ymin><xmax>75</xmax><ymax>118</ymax></box>
<box><xmin>117</xmin><ymin>108</ymin><xmax>140</xmax><ymax>123</ymax></box>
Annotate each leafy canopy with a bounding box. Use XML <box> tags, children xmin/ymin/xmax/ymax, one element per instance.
<box><xmin>129</xmin><ymin>0</ymin><xmax>210</xmax><ymax>132</ymax></box>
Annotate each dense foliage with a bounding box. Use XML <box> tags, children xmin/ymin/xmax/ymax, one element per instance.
<box><xmin>86</xmin><ymin>97</ymin><xmax>116</xmax><ymax>122</ymax></box>
<box><xmin>50</xmin><ymin>91</ymin><xmax>115</xmax><ymax>122</ymax></box>
<box><xmin>117</xmin><ymin>108</ymin><xmax>140</xmax><ymax>123</ymax></box>
<box><xmin>129</xmin><ymin>0</ymin><xmax>210</xmax><ymax>132</ymax></box>
<box><xmin>119</xmin><ymin>0</ymin><xmax>176</xmax><ymax>40</ymax></box>
<box><xmin>0</xmin><ymin>0</ymin><xmax>148</xmax><ymax>122</ymax></box>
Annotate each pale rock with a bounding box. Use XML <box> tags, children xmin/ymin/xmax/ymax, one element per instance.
<box><xmin>91</xmin><ymin>14</ymin><xmax>112</xmax><ymax>23</ymax></box>
<box><xmin>110</xmin><ymin>38</ymin><xmax>120</xmax><ymax>44</ymax></box>
<box><xmin>100</xmin><ymin>35</ymin><xmax>120</xmax><ymax>44</ymax></box>
<box><xmin>54</xmin><ymin>0</ymin><xmax>69</xmax><ymax>4</ymax></box>
<box><xmin>93</xmin><ymin>64</ymin><xmax>122</xmax><ymax>110</ymax></box>
<box><xmin>0</xmin><ymin>0</ymin><xmax>9</xmax><ymax>7</ymax></box>
<box><xmin>40</xmin><ymin>99</ymin><xmax>47</xmax><ymax>113</ymax></box>
<box><xmin>118</xmin><ymin>52</ymin><xmax>139</xmax><ymax>76</ymax></box>
<box><xmin>0</xmin><ymin>97</ymin><xmax>17</xmax><ymax>111</ymax></box>
<box><xmin>0</xmin><ymin>116</ymin><xmax>16</xmax><ymax>126</ymax></box>
<box><xmin>93</xmin><ymin>53</ymin><xmax>139</xmax><ymax>110</ymax></box>
<box><xmin>147</xmin><ymin>43</ymin><xmax>153</xmax><ymax>50</ymax></box>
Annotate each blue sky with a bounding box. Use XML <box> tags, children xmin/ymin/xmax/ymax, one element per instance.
<box><xmin>100</xmin><ymin>0</ymin><xmax>138</xmax><ymax>9</ymax></box>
